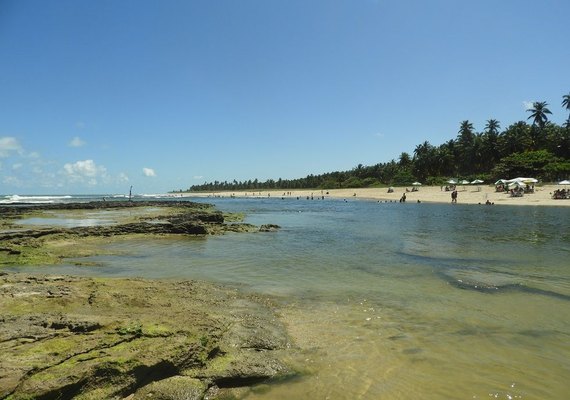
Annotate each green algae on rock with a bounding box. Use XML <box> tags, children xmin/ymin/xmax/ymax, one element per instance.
<box><xmin>0</xmin><ymin>201</ymin><xmax>279</xmax><ymax>267</ymax></box>
<box><xmin>0</xmin><ymin>273</ymin><xmax>294</xmax><ymax>399</ymax></box>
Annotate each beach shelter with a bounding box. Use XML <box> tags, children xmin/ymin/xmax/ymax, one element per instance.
<box><xmin>559</xmin><ymin>180</ymin><xmax>570</xmax><ymax>185</ymax></box>
<box><xmin>447</xmin><ymin>179</ymin><xmax>457</xmax><ymax>185</ymax></box>
<box><xmin>460</xmin><ymin>180</ymin><xmax>470</xmax><ymax>190</ymax></box>
<box><xmin>495</xmin><ymin>179</ymin><xmax>507</xmax><ymax>185</ymax></box>
<box><xmin>412</xmin><ymin>182</ymin><xmax>422</xmax><ymax>186</ymax></box>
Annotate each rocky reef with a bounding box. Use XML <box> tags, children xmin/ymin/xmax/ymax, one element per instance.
<box><xmin>0</xmin><ymin>201</ymin><xmax>280</xmax><ymax>266</ymax></box>
<box><xmin>0</xmin><ymin>201</ymin><xmax>291</xmax><ymax>398</ymax></box>
<box><xmin>0</xmin><ymin>273</ymin><xmax>293</xmax><ymax>399</ymax></box>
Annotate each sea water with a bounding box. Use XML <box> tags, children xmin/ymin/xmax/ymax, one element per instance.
<box><xmin>4</xmin><ymin>197</ymin><xmax>569</xmax><ymax>399</ymax></box>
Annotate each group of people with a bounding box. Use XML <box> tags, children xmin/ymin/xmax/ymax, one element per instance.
<box><xmin>552</xmin><ymin>188</ymin><xmax>570</xmax><ymax>199</ymax></box>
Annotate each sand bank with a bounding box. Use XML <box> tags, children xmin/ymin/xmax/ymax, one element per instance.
<box><xmin>180</xmin><ymin>184</ymin><xmax>570</xmax><ymax>206</ymax></box>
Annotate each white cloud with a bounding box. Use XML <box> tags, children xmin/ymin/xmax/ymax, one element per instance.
<box><xmin>12</xmin><ymin>163</ymin><xmax>23</xmax><ymax>170</ymax></box>
<box><xmin>118</xmin><ymin>172</ymin><xmax>129</xmax><ymax>182</ymax></box>
<box><xmin>75</xmin><ymin>121</ymin><xmax>86</xmax><ymax>129</ymax></box>
<box><xmin>193</xmin><ymin>175</ymin><xmax>203</xmax><ymax>180</ymax></box>
<box><xmin>375</xmin><ymin>132</ymin><xmax>385</xmax><ymax>138</ymax></box>
<box><xmin>63</xmin><ymin>159</ymin><xmax>107</xmax><ymax>185</ymax></box>
<box><xmin>69</xmin><ymin>136</ymin><xmax>86</xmax><ymax>147</ymax></box>
<box><xmin>0</xmin><ymin>137</ymin><xmax>23</xmax><ymax>157</ymax></box>
<box><xmin>523</xmin><ymin>101</ymin><xmax>534</xmax><ymax>110</ymax></box>
<box><xmin>143</xmin><ymin>167</ymin><xmax>156</xmax><ymax>177</ymax></box>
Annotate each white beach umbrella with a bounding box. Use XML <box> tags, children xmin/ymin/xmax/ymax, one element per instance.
<box><xmin>412</xmin><ymin>182</ymin><xmax>422</xmax><ymax>186</ymax></box>
<box><xmin>508</xmin><ymin>181</ymin><xmax>525</xmax><ymax>189</ymax></box>
<box><xmin>495</xmin><ymin>179</ymin><xmax>507</xmax><ymax>185</ymax></box>
<box><xmin>447</xmin><ymin>179</ymin><xmax>457</xmax><ymax>184</ymax></box>
<box><xmin>459</xmin><ymin>180</ymin><xmax>470</xmax><ymax>190</ymax></box>
<box><xmin>559</xmin><ymin>180</ymin><xmax>570</xmax><ymax>185</ymax></box>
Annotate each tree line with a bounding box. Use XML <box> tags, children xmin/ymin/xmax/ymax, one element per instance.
<box><xmin>183</xmin><ymin>95</ymin><xmax>570</xmax><ymax>192</ymax></box>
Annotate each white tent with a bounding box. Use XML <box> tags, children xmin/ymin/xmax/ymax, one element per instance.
<box><xmin>471</xmin><ymin>179</ymin><xmax>484</xmax><ymax>184</ymax></box>
<box><xmin>506</xmin><ymin>177</ymin><xmax>538</xmax><ymax>184</ymax></box>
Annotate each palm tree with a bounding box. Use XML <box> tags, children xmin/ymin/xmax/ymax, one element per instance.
<box><xmin>456</xmin><ymin>120</ymin><xmax>476</xmax><ymax>175</ymax></box>
<box><xmin>484</xmin><ymin>119</ymin><xmax>500</xmax><ymax>135</ymax></box>
<box><xmin>398</xmin><ymin>152</ymin><xmax>412</xmax><ymax>167</ymax></box>
<box><xmin>526</xmin><ymin>101</ymin><xmax>552</xmax><ymax>129</ymax></box>
<box><xmin>562</xmin><ymin>93</ymin><xmax>570</xmax><ymax>127</ymax></box>
<box><xmin>481</xmin><ymin>120</ymin><xmax>501</xmax><ymax>168</ymax></box>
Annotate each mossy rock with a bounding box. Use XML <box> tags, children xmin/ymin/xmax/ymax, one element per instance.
<box><xmin>132</xmin><ymin>376</ymin><xmax>207</xmax><ymax>400</ymax></box>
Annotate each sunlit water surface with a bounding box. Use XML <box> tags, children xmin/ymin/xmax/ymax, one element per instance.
<box><xmin>7</xmin><ymin>197</ymin><xmax>570</xmax><ymax>399</ymax></box>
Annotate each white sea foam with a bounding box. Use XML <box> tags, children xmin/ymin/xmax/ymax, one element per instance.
<box><xmin>0</xmin><ymin>194</ymin><xmax>73</xmax><ymax>204</ymax></box>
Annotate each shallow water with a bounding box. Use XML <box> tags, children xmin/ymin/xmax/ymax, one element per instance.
<box><xmin>6</xmin><ymin>198</ymin><xmax>570</xmax><ymax>399</ymax></box>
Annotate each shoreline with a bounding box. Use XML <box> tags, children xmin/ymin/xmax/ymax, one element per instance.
<box><xmin>176</xmin><ymin>184</ymin><xmax>570</xmax><ymax>207</ymax></box>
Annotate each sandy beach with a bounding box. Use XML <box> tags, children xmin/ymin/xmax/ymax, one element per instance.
<box><xmin>178</xmin><ymin>184</ymin><xmax>570</xmax><ymax>207</ymax></box>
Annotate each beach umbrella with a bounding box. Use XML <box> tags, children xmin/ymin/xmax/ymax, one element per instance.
<box><xmin>495</xmin><ymin>179</ymin><xmax>507</xmax><ymax>185</ymax></box>
<box><xmin>559</xmin><ymin>180</ymin><xmax>570</xmax><ymax>185</ymax></box>
<box><xmin>447</xmin><ymin>179</ymin><xmax>457</xmax><ymax>184</ymax></box>
<box><xmin>508</xmin><ymin>181</ymin><xmax>525</xmax><ymax>189</ymax></box>
<box><xmin>412</xmin><ymin>182</ymin><xmax>422</xmax><ymax>186</ymax></box>
<box><xmin>459</xmin><ymin>180</ymin><xmax>470</xmax><ymax>190</ymax></box>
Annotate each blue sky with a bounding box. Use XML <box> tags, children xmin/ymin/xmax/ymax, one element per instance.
<box><xmin>1</xmin><ymin>0</ymin><xmax>568</xmax><ymax>194</ymax></box>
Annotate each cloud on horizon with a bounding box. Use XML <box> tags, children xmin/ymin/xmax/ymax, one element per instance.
<box><xmin>143</xmin><ymin>167</ymin><xmax>156</xmax><ymax>177</ymax></box>
<box><xmin>63</xmin><ymin>159</ymin><xmax>107</xmax><ymax>185</ymax></box>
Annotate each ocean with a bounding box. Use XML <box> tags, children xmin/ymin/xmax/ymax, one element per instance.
<box><xmin>3</xmin><ymin>194</ymin><xmax>569</xmax><ymax>399</ymax></box>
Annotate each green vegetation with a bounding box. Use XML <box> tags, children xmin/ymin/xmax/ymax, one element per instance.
<box><xmin>183</xmin><ymin>94</ymin><xmax>570</xmax><ymax>192</ymax></box>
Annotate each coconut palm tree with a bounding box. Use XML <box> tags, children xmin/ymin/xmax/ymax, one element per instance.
<box><xmin>526</xmin><ymin>101</ymin><xmax>552</xmax><ymax>129</ymax></box>
<box><xmin>562</xmin><ymin>93</ymin><xmax>570</xmax><ymax>127</ymax></box>
<box><xmin>484</xmin><ymin>119</ymin><xmax>501</xmax><ymax>135</ymax></box>
<box><xmin>482</xmin><ymin>119</ymin><xmax>501</xmax><ymax>167</ymax></box>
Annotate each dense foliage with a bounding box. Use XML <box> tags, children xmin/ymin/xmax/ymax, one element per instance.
<box><xmin>183</xmin><ymin>97</ymin><xmax>570</xmax><ymax>192</ymax></box>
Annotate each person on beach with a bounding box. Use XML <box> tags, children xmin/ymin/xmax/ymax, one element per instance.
<box><xmin>451</xmin><ymin>190</ymin><xmax>458</xmax><ymax>203</ymax></box>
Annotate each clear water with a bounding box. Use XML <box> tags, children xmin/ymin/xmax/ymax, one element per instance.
<box><xmin>6</xmin><ymin>198</ymin><xmax>570</xmax><ymax>399</ymax></box>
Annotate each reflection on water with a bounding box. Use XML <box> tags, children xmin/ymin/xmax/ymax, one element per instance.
<box><xmin>6</xmin><ymin>198</ymin><xmax>570</xmax><ymax>399</ymax></box>
<box><xmin>18</xmin><ymin>217</ymin><xmax>116</xmax><ymax>227</ymax></box>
